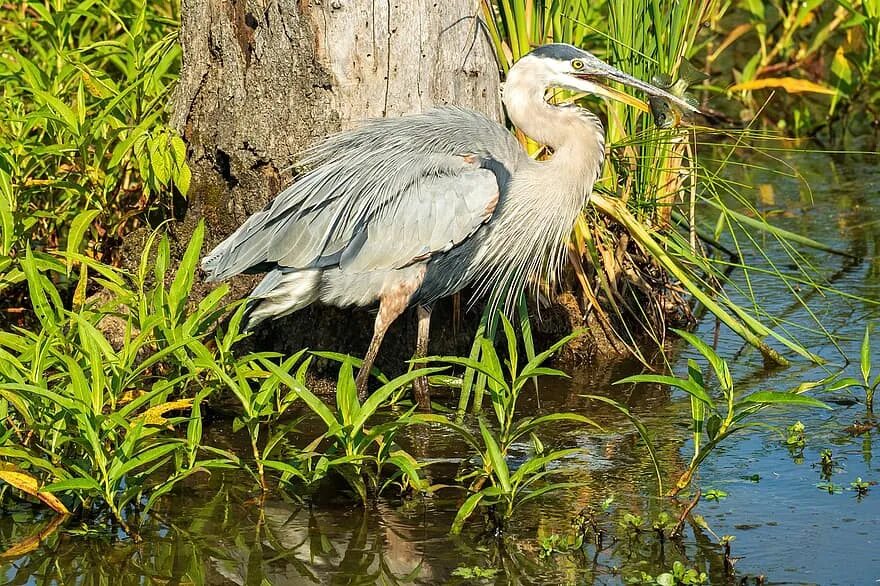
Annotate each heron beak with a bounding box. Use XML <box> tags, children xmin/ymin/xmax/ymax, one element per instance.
<box><xmin>575</xmin><ymin>65</ymin><xmax>701</xmax><ymax>115</ymax></box>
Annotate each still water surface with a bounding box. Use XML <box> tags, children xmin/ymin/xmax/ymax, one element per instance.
<box><xmin>2</xmin><ymin>148</ymin><xmax>879</xmax><ymax>584</ymax></box>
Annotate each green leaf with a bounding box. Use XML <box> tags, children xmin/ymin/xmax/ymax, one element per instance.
<box><xmin>65</xmin><ymin>211</ymin><xmax>101</xmax><ymax>272</ymax></box>
<box><xmin>519</xmin><ymin>330</ymin><xmax>583</xmax><ymax>380</ymax></box>
<box><xmin>169</xmin><ymin>221</ymin><xmax>204</xmax><ymax>320</ymax></box>
<box><xmin>499</xmin><ymin>313</ymin><xmax>518</xmax><ymax>379</ymax></box>
<box><xmin>479</xmin><ymin>419</ymin><xmax>510</xmax><ymax>493</ymax></box>
<box><xmin>290</xmin><ymin>375</ymin><xmax>339</xmax><ymax>432</ymax></box>
<box><xmin>43</xmin><ymin>477</ymin><xmax>102</xmax><ymax>493</ymax></box>
<box><xmin>827</xmin><ymin>376</ymin><xmax>863</xmax><ymax>391</ymax></box>
<box><xmin>616</xmin><ymin>373</ymin><xmax>715</xmax><ymax>409</ymax></box>
<box><xmin>510</xmin><ymin>413</ymin><xmax>601</xmax><ymax>443</ymax></box>
<box><xmin>739</xmin><ymin>391</ymin><xmax>830</xmax><ymax>410</ymax></box>
<box><xmin>387</xmin><ymin>450</ymin><xmax>426</xmax><ymax>491</ymax></box>
<box><xmin>514</xmin><ymin>482</ymin><xmax>583</xmax><ymax>509</ymax></box>
<box><xmin>861</xmin><ymin>325</ymin><xmax>872</xmax><ymax>386</ymax></box>
<box><xmin>409</xmin><ymin>413</ymin><xmax>482</xmax><ymax>453</ymax></box>
<box><xmin>336</xmin><ymin>359</ymin><xmax>358</xmax><ymax>427</ymax></box>
<box><xmin>450</xmin><ymin>491</ymin><xmax>485</xmax><ymax>534</ymax></box>
<box><xmin>416</xmin><ymin>355</ymin><xmax>507</xmax><ymax>389</ymax></box>
<box><xmin>675</xmin><ymin>329</ymin><xmax>732</xmax><ymax>391</ymax></box>
<box><xmin>585</xmin><ymin>394</ymin><xmax>664</xmax><ymax>496</ymax></box>
<box><xmin>109</xmin><ymin>443</ymin><xmax>181</xmax><ymax>482</ymax></box>
<box><xmin>353</xmin><ymin>367</ymin><xmax>444</xmax><ymax>433</ymax></box>
<box><xmin>510</xmin><ymin>448</ymin><xmax>581</xmax><ymax>485</ymax></box>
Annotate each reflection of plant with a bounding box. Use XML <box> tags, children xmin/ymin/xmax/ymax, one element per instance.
<box><xmin>416</xmin><ymin>319</ymin><xmax>596</xmax><ymax>533</ymax></box>
<box><xmin>618</xmin><ymin>330</ymin><xmax>829</xmax><ymax>495</ymax></box>
<box><xmin>452</xmin><ymin>566</ymin><xmax>501</xmax><ymax>579</ymax></box>
<box><xmin>828</xmin><ymin>323</ymin><xmax>879</xmax><ymax>412</ymax></box>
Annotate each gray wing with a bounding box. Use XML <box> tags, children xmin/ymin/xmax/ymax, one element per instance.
<box><xmin>335</xmin><ymin>168</ymin><xmax>499</xmax><ymax>272</ymax></box>
<box><xmin>201</xmin><ymin>107</ymin><xmax>522</xmax><ymax>280</ymax></box>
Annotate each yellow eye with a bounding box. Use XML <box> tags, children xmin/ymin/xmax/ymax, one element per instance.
<box><xmin>571</xmin><ymin>59</ymin><xmax>584</xmax><ymax>70</ymax></box>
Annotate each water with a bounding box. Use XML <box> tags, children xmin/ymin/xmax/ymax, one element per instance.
<box><xmin>2</xmin><ymin>148</ymin><xmax>879</xmax><ymax>584</ymax></box>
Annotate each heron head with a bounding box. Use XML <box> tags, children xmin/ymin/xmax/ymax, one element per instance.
<box><xmin>514</xmin><ymin>43</ymin><xmax>700</xmax><ymax>115</ymax></box>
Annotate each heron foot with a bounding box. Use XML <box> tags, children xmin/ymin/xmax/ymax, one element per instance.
<box><xmin>412</xmin><ymin>375</ymin><xmax>431</xmax><ymax>411</ymax></box>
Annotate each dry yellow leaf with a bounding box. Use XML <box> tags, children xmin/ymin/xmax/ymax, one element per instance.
<box><xmin>0</xmin><ymin>464</ymin><xmax>69</xmax><ymax>515</ymax></box>
<box><xmin>729</xmin><ymin>77</ymin><xmax>837</xmax><ymax>95</ymax></box>
<box><xmin>117</xmin><ymin>389</ymin><xmax>147</xmax><ymax>406</ymax></box>
<box><xmin>140</xmin><ymin>399</ymin><xmax>194</xmax><ymax>426</ymax></box>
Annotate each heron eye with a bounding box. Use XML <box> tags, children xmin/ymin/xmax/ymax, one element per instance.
<box><xmin>571</xmin><ymin>59</ymin><xmax>584</xmax><ymax>70</ymax></box>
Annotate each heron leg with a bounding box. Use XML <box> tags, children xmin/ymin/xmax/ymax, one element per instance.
<box><xmin>355</xmin><ymin>295</ymin><xmax>408</xmax><ymax>401</ymax></box>
<box><xmin>412</xmin><ymin>304</ymin><xmax>433</xmax><ymax>411</ymax></box>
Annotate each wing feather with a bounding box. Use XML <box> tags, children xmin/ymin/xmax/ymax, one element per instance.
<box><xmin>201</xmin><ymin>107</ymin><xmax>523</xmax><ymax>281</ymax></box>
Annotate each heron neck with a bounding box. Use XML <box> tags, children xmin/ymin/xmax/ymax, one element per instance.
<box><xmin>502</xmin><ymin>75</ymin><xmax>605</xmax><ymax>200</ymax></box>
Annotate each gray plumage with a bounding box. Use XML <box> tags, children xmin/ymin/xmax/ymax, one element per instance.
<box><xmin>201</xmin><ymin>43</ymin><xmax>699</xmax><ymax>404</ymax></box>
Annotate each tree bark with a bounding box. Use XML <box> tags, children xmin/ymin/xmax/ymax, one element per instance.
<box><xmin>170</xmin><ymin>0</ymin><xmax>503</xmax><ymax>379</ymax></box>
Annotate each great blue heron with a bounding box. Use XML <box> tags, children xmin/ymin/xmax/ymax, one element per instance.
<box><xmin>201</xmin><ymin>43</ymin><xmax>697</xmax><ymax>408</ymax></box>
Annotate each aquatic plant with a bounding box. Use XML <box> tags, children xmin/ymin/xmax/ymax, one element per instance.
<box><xmin>0</xmin><ymin>222</ymin><xmax>224</xmax><ymax>536</ymax></box>
<box><xmin>611</xmin><ymin>330</ymin><xmax>829</xmax><ymax>496</ymax></box>
<box><xmin>415</xmin><ymin>316</ymin><xmax>598</xmax><ymax>533</ymax></box>
<box><xmin>827</xmin><ymin>323</ymin><xmax>878</xmax><ymax>412</ymax></box>
<box><xmin>287</xmin><ymin>357</ymin><xmax>439</xmax><ymax>502</ymax></box>
<box><xmin>628</xmin><ymin>561</ymin><xmax>708</xmax><ymax>585</ymax></box>
<box><xmin>197</xmin><ymin>343</ymin><xmax>309</xmax><ymax>492</ymax></box>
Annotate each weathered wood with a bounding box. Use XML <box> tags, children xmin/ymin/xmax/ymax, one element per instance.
<box><xmin>169</xmin><ymin>0</ymin><xmax>503</xmax><ymax>376</ymax></box>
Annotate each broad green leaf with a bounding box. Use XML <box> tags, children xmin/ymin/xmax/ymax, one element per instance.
<box><xmin>739</xmin><ymin>391</ymin><xmax>830</xmax><ymax>409</ymax></box>
<box><xmin>65</xmin><ymin>210</ymin><xmax>100</xmax><ymax>272</ymax></box>
<box><xmin>585</xmin><ymin>394</ymin><xmax>663</xmax><ymax>496</ymax></box>
<box><xmin>336</xmin><ymin>360</ymin><xmax>358</xmax><ymax>427</ymax></box>
<box><xmin>616</xmin><ymin>373</ymin><xmax>715</xmax><ymax>409</ymax></box>
<box><xmin>827</xmin><ymin>376</ymin><xmax>863</xmax><ymax>392</ymax></box>
<box><xmin>513</xmin><ymin>481</ymin><xmax>583</xmax><ymax>510</ymax></box>
<box><xmin>416</xmin><ymin>355</ymin><xmax>507</xmax><ymax>389</ymax></box>
<box><xmin>510</xmin><ymin>448</ymin><xmax>580</xmax><ymax>485</ymax></box>
<box><xmin>450</xmin><ymin>491</ymin><xmax>485</xmax><ymax>534</ymax></box>
<box><xmin>290</xmin><ymin>375</ymin><xmax>338</xmax><ymax>432</ymax></box>
<box><xmin>675</xmin><ymin>329</ymin><xmax>731</xmax><ymax>391</ymax></box>
<box><xmin>409</xmin><ymin>413</ymin><xmax>482</xmax><ymax>453</ymax></box>
<box><xmin>109</xmin><ymin>443</ymin><xmax>181</xmax><ymax>482</ymax></box>
<box><xmin>479</xmin><ymin>419</ymin><xmax>510</xmax><ymax>493</ymax></box>
<box><xmin>169</xmin><ymin>221</ymin><xmax>204</xmax><ymax>320</ymax></box>
<box><xmin>352</xmin><ymin>368</ymin><xmax>445</xmax><ymax>434</ymax></box>
<box><xmin>519</xmin><ymin>330</ymin><xmax>583</xmax><ymax>380</ymax></box>
<box><xmin>510</xmin><ymin>412</ymin><xmax>600</xmax><ymax>443</ymax></box>
<box><xmin>861</xmin><ymin>325</ymin><xmax>872</xmax><ymax>386</ymax></box>
<box><xmin>43</xmin><ymin>477</ymin><xmax>102</xmax><ymax>494</ymax></box>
